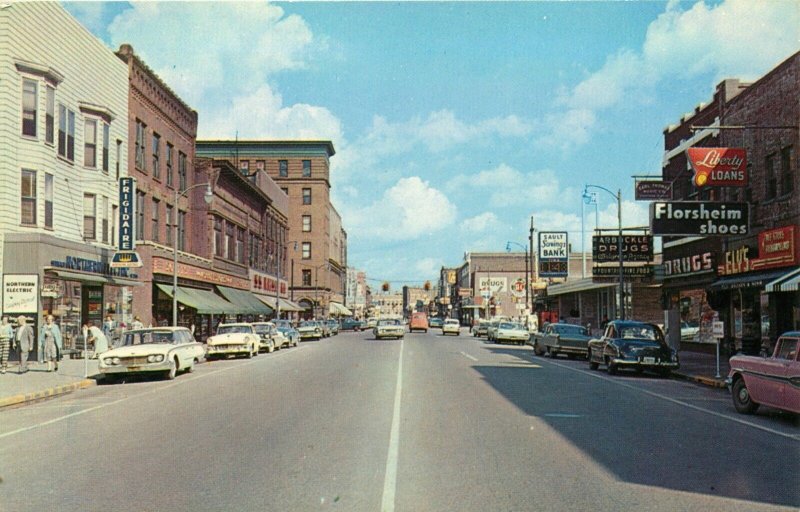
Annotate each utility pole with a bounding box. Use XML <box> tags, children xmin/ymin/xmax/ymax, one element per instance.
<box><xmin>529</xmin><ymin>216</ymin><xmax>535</xmax><ymax>317</ymax></box>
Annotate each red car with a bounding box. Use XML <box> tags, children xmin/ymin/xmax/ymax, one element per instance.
<box><xmin>727</xmin><ymin>332</ymin><xmax>800</xmax><ymax>415</ymax></box>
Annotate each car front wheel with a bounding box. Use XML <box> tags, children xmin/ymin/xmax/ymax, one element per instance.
<box><xmin>165</xmin><ymin>358</ymin><xmax>178</xmax><ymax>380</ymax></box>
<box><xmin>588</xmin><ymin>349</ymin><xmax>599</xmax><ymax>370</ymax></box>
<box><xmin>732</xmin><ymin>378</ymin><xmax>759</xmax><ymax>414</ymax></box>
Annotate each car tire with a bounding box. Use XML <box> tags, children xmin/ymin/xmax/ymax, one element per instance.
<box><xmin>606</xmin><ymin>357</ymin><xmax>617</xmax><ymax>375</ymax></box>
<box><xmin>658</xmin><ymin>368</ymin><xmax>671</xmax><ymax>378</ymax></box>
<box><xmin>166</xmin><ymin>359</ymin><xmax>178</xmax><ymax>380</ymax></box>
<box><xmin>268</xmin><ymin>341</ymin><xmax>275</xmax><ymax>353</ymax></box>
<box><xmin>534</xmin><ymin>342</ymin><xmax>544</xmax><ymax>356</ymax></box>
<box><xmin>246</xmin><ymin>347</ymin><xmax>253</xmax><ymax>359</ymax></box>
<box><xmin>186</xmin><ymin>359</ymin><xmax>196</xmax><ymax>373</ymax></box>
<box><xmin>732</xmin><ymin>378</ymin><xmax>759</xmax><ymax>414</ymax></box>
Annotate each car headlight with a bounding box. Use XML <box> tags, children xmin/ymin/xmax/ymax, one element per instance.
<box><xmin>112</xmin><ymin>357</ymin><xmax>121</xmax><ymax>365</ymax></box>
<box><xmin>103</xmin><ymin>357</ymin><xmax>114</xmax><ymax>365</ymax></box>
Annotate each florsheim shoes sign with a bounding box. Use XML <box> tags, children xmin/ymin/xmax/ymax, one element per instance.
<box><xmin>687</xmin><ymin>147</ymin><xmax>748</xmax><ymax>187</ymax></box>
<box><xmin>650</xmin><ymin>202</ymin><xmax>749</xmax><ymax>236</ymax></box>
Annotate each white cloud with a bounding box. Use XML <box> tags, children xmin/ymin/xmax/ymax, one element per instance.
<box><xmin>342</xmin><ymin>177</ymin><xmax>457</xmax><ymax>241</ymax></box>
<box><xmin>415</xmin><ymin>258</ymin><xmax>443</xmax><ymax>277</ymax></box>
<box><xmin>460</xmin><ymin>212</ymin><xmax>502</xmax><ymax>233</ymax></box>
<box><xmin>64</xmin><ymin>2</ymin><xmax>110</xmax><ymax>36</ymax></box>
<box><xmin>541</xmin><ymin>0</ymin><xmax>800</xmax><ymax>147</ymax></box>
<box><xmin>447</xmin><ymin>164</ymin><xmax>563</xmax><ymax>207</ymax></box>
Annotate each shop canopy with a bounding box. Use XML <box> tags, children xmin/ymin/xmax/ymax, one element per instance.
<box><xmin>709</xmin><ymin>268</ymin><xmax>794</xmax><ymax>292</ymax></box>
<box><xmin>46</xmin><ymin>268</ymin><xmax>143</xmax><ymax>287</ymax></box>
<box><xmin>279</xmin><ymin>299</ymin><xmax>305</xmax><ymax>312</ymax></box>
<box><xmin>329</xmin><ymin>302</ymin><xmax>353</xmax><ymax>316</ymax></box>
<box><xmin>546</xmin><ymin>278</ymin><xmax>616</xmax><ymax>297</ymax></box>
<box><xmin>765</xmin><ymin>267</ymin><xmax>800</xmax><ymax>293</ymax></box>
<box><xmin>156</xmin><ymin>284</ymin><xmax>238</xmax><ymax>315</ymax></box>
<box><xmin>217</xmin><ymin>286</ymin><xmax>273</xmax><ymax>316</ymax></box>
<box><xmin>253</xmin><ymin>296</ymin><xmax>305</xmax><ymax>312</ymax></box>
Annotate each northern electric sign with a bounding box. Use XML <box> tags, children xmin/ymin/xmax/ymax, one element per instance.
<box><xmin>650</xmin><ymin>202</ymin><xmax>749</xmax><ymax>236</ymax></box>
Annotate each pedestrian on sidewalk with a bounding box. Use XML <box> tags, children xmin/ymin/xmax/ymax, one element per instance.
<box><xmin>84</xmin><ymin>322</ymin><xmax>108</xmax><ymax>359</ymax></box>
<box><xmin>131</xmin><ymin>316</ymin><xmax>144</xmax><ymax>330</ymax></box>
<box><xmin>15</xmin><ymin>315</ymin><xmax>34</xmax><ymax>374</ymax></box>
<box><xmin>0</xmin><ymin>316</ymin><xmax>13</xmax><ymax>374</ymax></box>
<box><xmin>39</xmin><ymin>315</ymin><xmax>63</xmax><ymax>372</ymax></box>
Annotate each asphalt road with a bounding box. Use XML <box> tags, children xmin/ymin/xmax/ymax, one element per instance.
<box><xmin>1</xmin><ymin>329</ymin><xmax>798</xmax><ymax>511</ymax></box>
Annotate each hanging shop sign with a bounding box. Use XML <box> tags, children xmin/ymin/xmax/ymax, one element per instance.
<box><xmin>687</xmin><ymin>147</ymin><xmax>748</xmax><ymax>187</ymax></box>
<box><xmin>663</xmin><ymin>252</ymin><xmax>714</xmax><ymax>278</ymax></box>
<box><xmin>118</xmin><ymin>177</ymin><xmax>136</xmax><ymax>251</ymax></box>
<box><xmin>593</xmin><ymin>266</ymin><xmax>654</xmax><ymax>278</ymax></box>
<box><xmin>592</xmin><ymin>235</ymin><xmax>653</xmax><ymax>263</ymax></box>
<box><xmin>110</xmin><ymin>250</ymin><xmax>142</xmax><ymax>269</ymax></box>
<box><xmin>2</xmin><ymin>274</ymin><xmax>39</xmax><ymax>314</ymax></box>
<box><xmin>447</xmin><ymin>270</ymin><xmax>457</xmax><ymax>285</ymax></box>
<box><xmin>650</xmin><ymin>202</ymin><xmax>749</xmax><ymax>236</ymax></box>
<box><xmin>635</xmin><ymin>180</ymin><xmax>672</xmax><ymax>200</ymax></box>
<box><xmin>538</xmin><ymin>232</ymin><xmax>568</xmax><ymax>278</ymax></box>
<box><xmin>718</xmin><ymin>225</ymin><xmax>797</xmax><ymax>276</ymax></box>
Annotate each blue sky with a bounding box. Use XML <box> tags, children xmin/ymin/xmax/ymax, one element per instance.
<box><xmin>64</xmin><ymin>1</ymin><xmax>799</xmax><ymax>286</ymax></box>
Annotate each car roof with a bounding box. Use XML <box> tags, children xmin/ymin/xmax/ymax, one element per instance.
<box><xmin>125</xmin><ymin>327</ymin><xmax>189</xmax><ymax>333</ymax></box>
<box><xmin>779</xmin><ymin>332</ymin><xmax>800</xmax><ymax>338</ymax></box>
<box><xmin>218</xmin><ymin>323</ymin><xmax>253</xmax><ymax>327</ymax></box>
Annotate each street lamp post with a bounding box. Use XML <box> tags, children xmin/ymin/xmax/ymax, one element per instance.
<box><xmin>581</xmin><ymin>191</ymin><xmax>598</xmax><ymax>278</ymax></box>
<box><xmin>584</xmin><ymin>184</ymin><xmax>625</xmax><ymax>321</ymax></box>
<box><xmin>506</xmin><ymin>241</ymin><xmax>529</xmax><ymax>316</ymax></box>
<box><xmin>311</xmin><ymin>262</ymin><xmax>328</xmax><ymax>320</ymax></box>
<box><xmin>172</xmin><ymin>182</ymin><xmax>214</xmax><ymax>327</ymax></box>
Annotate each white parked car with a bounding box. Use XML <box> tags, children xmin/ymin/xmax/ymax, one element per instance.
<box><xmin>206</xmin><ymin>323</ymin><xmax>259</xmax><ymax>359</ymax></box>
<box><xmin>252</xmin><ymin>322</ymin><xmax>282</xmax><ymax>353</ymax></box>
<box><xmin>442</xmin><ymin>319</ymin><xmax>461</xmax><ymax>336</ymax></box>
<box><xmin>99</xmin><ymin>327</ymin><xmax>205</xmax><ymax>381</ymax></box>
<box><xmin>495</xmin><ymin>322</ymin><xmax>530</xmax><ymax>345</ymax></box>
<box><xmin>681</xmin><ymin>321</ymin><xmax>700</xmax><ymax>342</ymax></box>
<box><xmin>297</xmin><ymin>320</ymin><xmax>323</xmax><ymax>340</ymax></box>
<box><xmin>374</xmin><ymin>318</ymin><xmax>405</xmax><ymax>340</ymax></box>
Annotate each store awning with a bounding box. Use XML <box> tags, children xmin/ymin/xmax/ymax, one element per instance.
<box><xmin>765</xmin><ymin>267</ymin><xmax>800</xmax><ymax>293</ymax></box>
<box><xmin>709</xmin><ymin>268</ymin><xmax>794</xmax><ymax>292</ymax></box>
<box><xmin>46</xmin><ymin>268</ymin><xmax>143</xmax><ymax>287</ymax></box>
<box><xmin>255</xmin><ymin>295</ymin><xmax>278</xmax><ymax>309</ymax></box>
<box><xmin>279</xmin><ymin>299</ymin><xmax>305</xmax><ymax>312</ymax></box>
<box><xmin>156</xmin><ymin>284</ymin><xmax>238</xmax><ymax>315</ymax></box>
<box><xmin>217</xmin><ymin>286</ymin><xmax>273</xmax><ymax>315</ymax></box>
<box><xmin>329</xmin><ymin>302</ymin><xmax>353</xmax><ymax>316</ymax></box>
<box><xmin>546</xmin><ymin>278</ymin><xmax>616</xmax><ymax>297</ymax></box>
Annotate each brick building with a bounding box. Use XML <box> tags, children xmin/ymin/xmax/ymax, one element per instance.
<box><xmin>660</xmin><ymin>51</ymin><xmax>800</xmax><ymax>355</ymax></box>
<box><xmin>195</xmin><ymin>141</ymin><xmax>347</xmax><ymax>320</ymax></box>
<box><xmin>402</xmin><ymin>285</ymin><xmax>434</xmax><ymax>317</ymax></box>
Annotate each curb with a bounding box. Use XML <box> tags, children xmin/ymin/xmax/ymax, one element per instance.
<box><xmin>673</xmin><ymin>371</ymin><xmax>727</xmax><ymax>389</ymax></box>
<box><xmin>0</xmin><ymin>379</ymin><xmax>97</xmax><ymax>409</ymax></box>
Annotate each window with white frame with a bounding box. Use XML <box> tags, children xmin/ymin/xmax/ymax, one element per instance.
<box><xmin>279</xmin><ymin>160</ymin><xmax>288</xmax><ymax>177</ymax></box>
<box><xmin>102</xmin><ymin>123</ymin><xmax>110</xmax><ymax>172</ymax></box>
<box><xmin>166</xmin><ymin>142</ymin><xmax>174</xmax><ymax>187</ymax></box>
<box><xmin>302</xmin><ymin>160</ymin><xmax>311</xmax><ymax>177</ymax></box>
<box><xmin>101</xmin><ymin>196</ymin><xmax>109</xmax><ymax>243</ymax></box>
<box><xmin>237</xmin><ymin>227</ymin><xmax>246</xmax><ymax>264</ymax></box>
<box><xmin>83</xmin><ymin>193</ymin><xmax>96</xmax><ymax>240</ymax></box>
<box><xmin>165</xmin><ymin>204</ymin><xmax>173</xmax><ymax>246</ymax></box>
<box><xmin>302</xmin><ymin>188</ymin><xmax>311</xmax><ymax>205</ymax></box>
<box><xmin>302</xmin><ymin>242</ymin><xmax>311</xmax><ymax>259</ymax></box>
<box><xmin>22</xmin><ymin>78</ymin><xmax>37</xmax><ymax>137</ymax></box>
<box><xmin>152</xmin><ymin>132</ymin><xmax>160</xmax><ymax>179</ymax></box>
<box><xmin>45</xmin><ymin>86</ymin><xmax>55</xmax><ymax>145</ymax></box>
<box><xmin>302</xmin><ymin>215</ymin><xmax>311</xmax><ymax>232</ymax></box>
<box><xmin>58</xmin><ymin>104</ymin><xmax>75</xmax><ymax>161</ymax></box>
<box><xmin>214</xmin><ymin>217</ymin><xmax>224</xmax><ymax>257</ymax></box>
<box><xmin>178</xmin><ymin>151</ymin><xmax>187</xmax><ymax>191</ymax></box>
<box><xmin>136</xmin><ymin>190</ymin><xmax>145</xmax><ymax>240</ymax></box>
<box><xmin>135</xmin><ymin>119</ymin><xmax>146</xmax><ymax>171</ymax></box>
<box><xmin>151</xmin><ymin>198</ymin><xmax>160</xmax><ymax>243</ymax></box>
<box><xmin>21</xmin><ymin>170</ymin><xmax>36</xmax><ymax>225</ymax></box>
<box><xmin>44</xmin><ymin>173</ymin><xmax>53</xmax><ymax>229</ymax></box>
<box><xmin>115</xmin><ymin>139</ymin><xmax>122</xmax><ymax>179</ymax></box>
<box><xmin>84</xmin><ymin>118</ymin><xmax>97</xmax><ymax>167</ymax></box>
<box><xmin>178</xmin><ymin>210</ymin><xmax>186</xmax><ymax>251</ymax></box>
<box><xmin>111</xmin><ymin>204</ymin><xmax>118</xmax><ymax>246</ymax></box>
<box><xmin>226</xmin><ymin>222</ymin><xmax>235</xmax><ymax>260</ymax></box>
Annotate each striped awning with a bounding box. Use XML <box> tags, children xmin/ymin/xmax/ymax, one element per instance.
<box><xmin>329</xmin><ymin>302</ymin><xmax>353</xmax><ymax>316</ymax></box>
<box><xmin>765</xmin><ymin>267</ymin><xmax>800</xmax><ymax>293</ymax></box>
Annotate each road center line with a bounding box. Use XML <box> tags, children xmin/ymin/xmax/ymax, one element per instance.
<box><xmin>381</xmin><ymin>338</ymin><xmax>404</xmax><ymax>512</ymax></box>
<box><xmin>0</xmin><ymin>345</ymin><xmax>308</xmax><ymax>440</ymax></box>
<box><xmin>537</xmin><ymin>356</ymin><xmax>799</xmax><ymax>441</ymax></box>
<box><xmin>460</xmin><ymin>351</ymin><xmax>479</xmax><ymax>362</ymax></box>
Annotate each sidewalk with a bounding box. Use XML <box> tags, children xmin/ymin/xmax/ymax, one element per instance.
<box><xmin>674</xmin><ymin>349</ymin><xmax>731</xmax><ymax>389</ymax></box>
<box><xmin>0</xmin><ymin>358</ymin><xmax>100</xmax><ymax>409</ymax></box>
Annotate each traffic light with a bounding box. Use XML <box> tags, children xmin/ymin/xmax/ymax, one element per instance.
<box><xmin>423</xmin><ymin>280</ymin><xmax>431</xmax><ymax>291</ymax></box>
<box><xmin>382</xmin><ymin>282</ymin><xmax>390</xmax><ymax>292</ymax></box>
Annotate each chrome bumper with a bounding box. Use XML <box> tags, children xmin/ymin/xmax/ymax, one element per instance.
<box><xmin>610</xmin><ymin>358</ymin><xmax>679</xmax><ymax>369</ymax></box>
<box><xmin>101</xmin><ymin>361</ymin><xmax>172</xmax><ymax>374</ymax></box>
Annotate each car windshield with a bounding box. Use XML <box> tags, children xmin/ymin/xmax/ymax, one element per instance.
<box><xmin>252</xmin><ymin>324</ymin><xmax>272</xmax><ymax>334</ymax></box>
<box><xmin>378</xmin><ymin>319</ymin><xmax>401</xmax><ymax>326</ymax></box>
<box><xmin>277</xmin><ymin>327</ymin><xmax>294</xmax><ymax>335</ymax></box>
<box><xmin>499</xmin><ymin>322</ymin><xmax>515</xmax><ymax>329</ymax></box>
<box><xmin>216</xmin><ymin>325</ymin><xmax>252</xmax><ymax>335</ymax></box>
<box><xmin>122</xmin><ymin>331</ymin><xmax>176</xmax><ymax>346</ymax></box>
<box><xmin>556</xmin><ymin>324</ymin><xmax>589</xmax><ymax>336</ymax></box>
<box><xmin>300</xmin><ymin>321</ymin><xmax>316</xmax><ymax>327</ymax></box>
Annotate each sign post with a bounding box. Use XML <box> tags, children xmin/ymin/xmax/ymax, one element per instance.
<box><xmin>712</xmin><ymin>320</ymin><xmax>724</xmax><ymax>379</ymax></box>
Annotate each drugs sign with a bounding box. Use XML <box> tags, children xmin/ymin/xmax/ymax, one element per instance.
<box><xmin>592</xmin><ymin>235</ymin><xmax>653</xmax><ymax>263</ymax></box>
<box><xmin>650</xmin><ymin>202</ymin><xmax>749</xmax><ymax>236</ymax></box>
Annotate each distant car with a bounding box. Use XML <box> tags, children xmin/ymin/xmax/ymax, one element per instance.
<box><xmin>429</xmin><ymin>317</ymin><xmax>444</xmax><ymax>328</ymax></box>
<box><xmin>366</xmin><ymin>318</ymin><xmax>379</xmax><ymax>329</ymax></box>
<box><xmin>680</xmin><ymin>321</ymin><xmax>700</xmax><ymax>342</ymax></box>
<box><xmin>297</xmin><ymin>321</ymin><xmax>323</xmax><ymax>341</ymax></box>
<box><xmin>588</xmin><ymin>320</ymin><xmax>679</xmax><ymax>377</ymax></box>
<box><xmin>495</xmin><ymin>322</ymin><xmax>529</xmax><ymax>345</ymax></box>
<box><xmin>340</xmin><ymin>318</ymin><xmax>364</xmax><ymax>331</ymax></box>
<box><xmin>409</xmin><ymin>312</ymin><xmax>429</xmax><ymax>333</ymax></box>
<box><xmin>252</xmin><ymin>322</ymin><xmax>280</xmax><ymax>353</ymax></box>
<box><xmin>327</xmin><ymin>319</ymin><xmax>340</xmax><ymax>335</ymax></box>
<box><xmin>374</xmin><ymin>318</ymin><xmax>405</xmax><ymax>340</ymax></box>
<box><xmin>100</xmin><ymin>327</ymin><xmax>205</xmax><ymax>381</ymax></box>
<box><xmin>532</xmin><ymin>323</ymin><xmax>592</xmax><ymax>358</ymax></box>
<box><xmin>472</xmin><ymin>321</ymin><xmax>489</xmax><ymax>337</ymax></box>
<box><xmin>206</xmin><ymin>323</ymin><xmax>260</xmax><ymax>360</ymax></box>
<box><xmin>486</xmin><ymin>321</ymin><xmax>500</xmax><ymax>342</ymax></box>
<box><xmin>727</xmin><ymin>332</ymin><xmax>800</xmax><ymax>415</ymax></box>
<box><xmin>277</xmin><ymin>326</ymin><xmax>300</xmax><ymax>347</ymax></box>
<box><xmin>442</xmin><ymin>319</ymin><xmax>461</xmax><ymax>336</ymax></box>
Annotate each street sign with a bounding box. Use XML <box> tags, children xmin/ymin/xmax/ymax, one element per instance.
<box><xmin>712</xmin><ymin>321</ymin><xmax>724</xmax><ymax>339</ymax></box>
<box><xmin>110</xmin><ymin>251</ymin><xmax>143</xmax><ymax>268</ymax></box>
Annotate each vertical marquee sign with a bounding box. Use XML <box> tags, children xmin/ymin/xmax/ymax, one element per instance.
<box><xmin>538</xmin><ymin>232</ymin><xmax>568</xmax><ymax>278</ymax></box>
<box><xmin>111</xmin><ymin>177</ymin><xmax>143</xmax><ymax>268</ymax></box>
